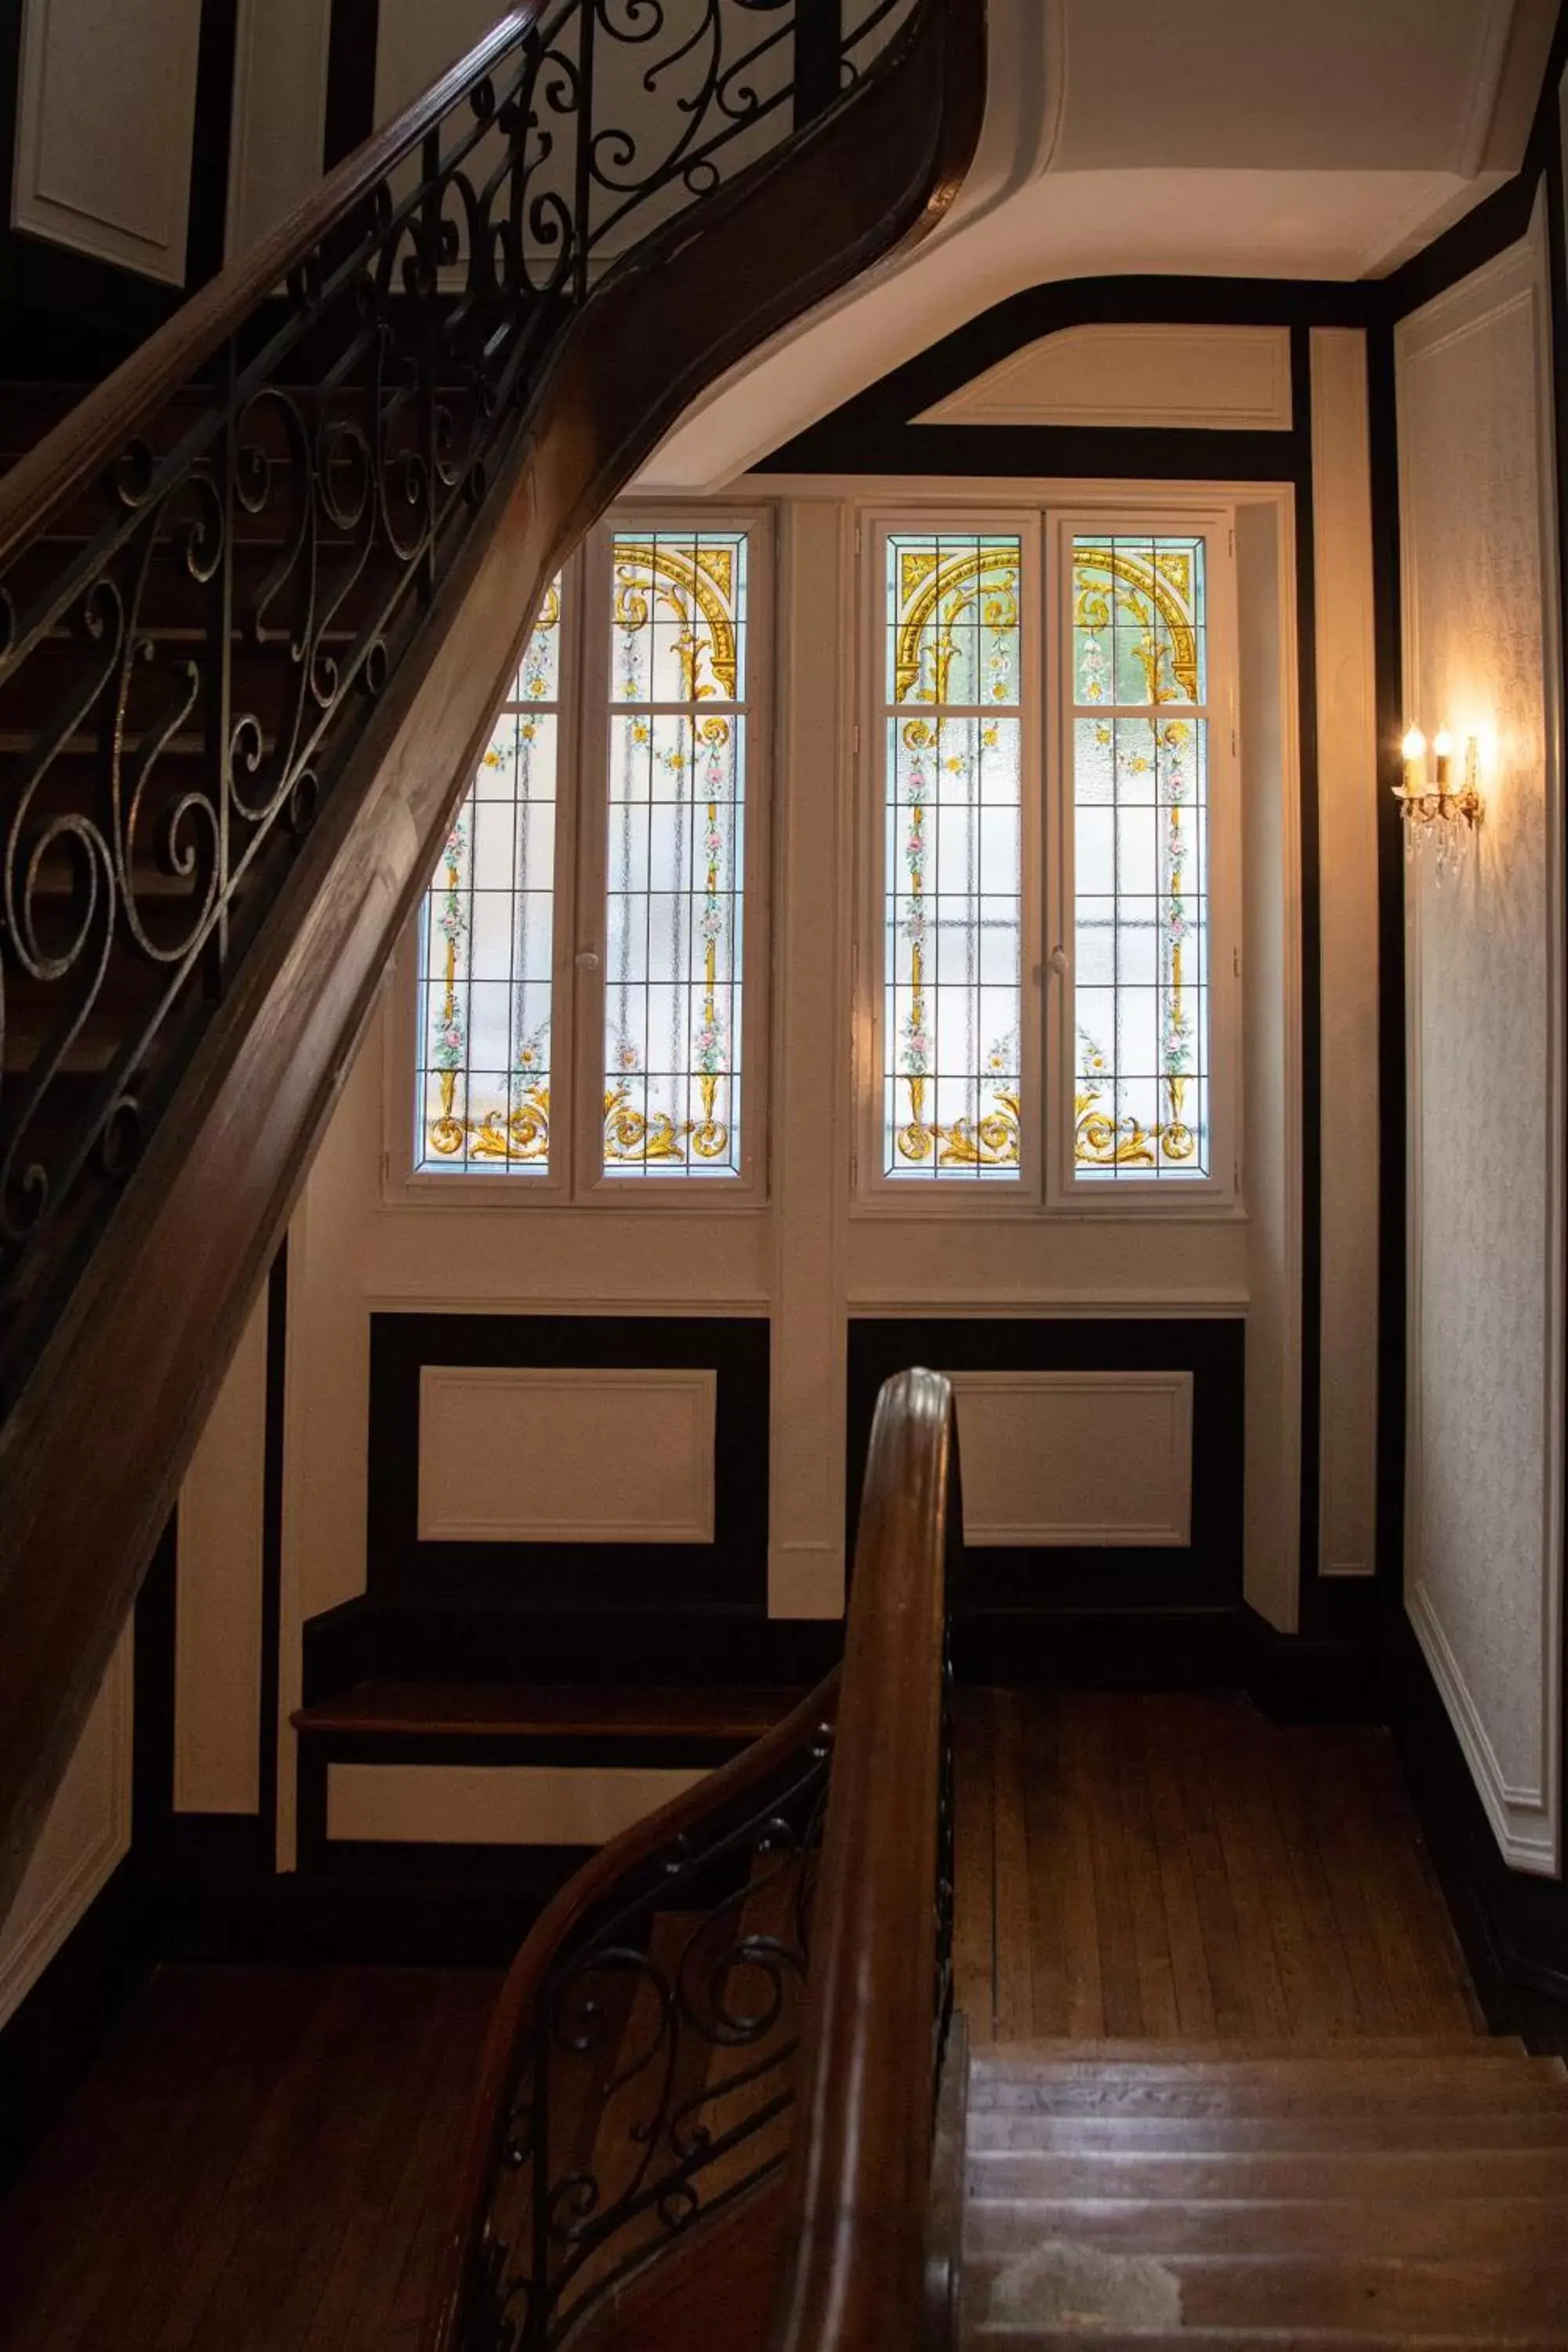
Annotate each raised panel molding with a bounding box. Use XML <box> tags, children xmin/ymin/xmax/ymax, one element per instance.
<box><xmin>12</xmin><ymin>0</ymin><xmax>203</xmax><ymax>282</ymax></box>
<box><xmin>1410</xmin><ymin>1585</ymin><xmax>1556</xmax><ymax>1874</ymax></box>
<box><xmin>417</xmin><ymin>1365</ymin><xmax>718</xmax><ymax>1544</ymax></box>
<box><xmin>913</xmin><ymin>325</ymin><xmax>1294</xmax><ymax>432</ymax></box>
<box><xmin>326</xmin><ymin>1761</ymin><xmax>707</xmax><ymax>1846</ymax></box>
<box><xmin>949</xmin><ymin>1370</ymin><xmax>1194</xmax><ymax>1548</ymax></box>
<box><xmin>0</xmin><ymin>1629</ymin><xmax>132</xmax><ymax>2028</ymax></box>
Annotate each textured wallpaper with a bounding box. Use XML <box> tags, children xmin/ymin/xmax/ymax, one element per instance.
<box><xmin>1398</xmin><ymin>214</ymin><xmax>1561</xmax><ymax>1868</ymax></box>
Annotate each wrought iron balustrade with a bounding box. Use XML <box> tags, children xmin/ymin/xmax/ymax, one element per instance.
<box><xmin>429</xmin><ymin>1367</ymin><xmax>962</xmax><ymax>2352</ymax></box>
<box><xmin>0</xmin><ymin>0</ymin><xmax>919</xmax><ymax>1397</ymax></box>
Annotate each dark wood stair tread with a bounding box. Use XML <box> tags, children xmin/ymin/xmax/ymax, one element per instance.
<box><xmin>291</xmin><ymin>1680</ymin><xmax>807</xmax><ymax>1742</ymax></box>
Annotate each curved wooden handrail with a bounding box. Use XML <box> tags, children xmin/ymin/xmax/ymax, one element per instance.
<box><xmin>0</xmin><ymin>2</ymin><xmax>988</xmax><ymax>1915</ymax></box>
<box><xmin>0</xmin><ymin>6</ymin><xmax>542</xmax><ymax>567</ymax></box>
<box><xmin>765</xmin><ymin>1366</ymin><xmax>959</xmax><ymax>2352</ymax></box>
<box><xmin>424</xmin><ymin>1673</ymin><xmax>841</xmax><ymax>2352</ymax></box>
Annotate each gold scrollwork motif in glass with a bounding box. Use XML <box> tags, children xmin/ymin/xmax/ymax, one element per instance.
<box><xmin>1073</xmin><ymin>546</ymin><xmax>1200</xmax><ymax>706</ymax></box>
<box><xmin>604</xmin><ymin>531</ymin><xmax>746</xmax><ymax>1177</ymax></box>
<box><xmin>894</xmin><ymin>545</ymin><xmax>1020</xmax><ymax>705</ymax></box>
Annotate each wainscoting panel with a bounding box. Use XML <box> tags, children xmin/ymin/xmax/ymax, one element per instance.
<box><xmin>417</xmin><ymin>1365</ymin><xmax>717</xmax><ymax>1544</ymax></box>
<box><xmin>12</xmin><ymin>0</ymin><xmax>203</xmax><ymax>280</ymax></box>
<box><xmin>0</xmin><ymin>1628</ymin><xmax>132</xmax><ymax>2028</ymax></box>
<box><xmin>914</xmin><ymin>324</ymin><xmax>1294</xmax><ymax>431</ymax></box>
<box><xmin>950</xmin><ymin>1371</ymin><xmax>1194</xmax><ymax>1548</ymax></box>
<box><xmin>367</xmin><ymin>1314</ymin><xmax>768</xmax><ymax>1613</ymax></box>
<box><xmin>325</xmin><ymin>1761</ymin><xmax>706</xmax><ymax>1847</ymax></box>
<box><xmin>848</xmin><ymin>1319</ymin><xmax>1243</xmax><ymax>1614</ymax></box>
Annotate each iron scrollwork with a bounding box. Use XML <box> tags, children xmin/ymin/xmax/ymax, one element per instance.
<box><xmin>0</xmin><ymin>0</ymin><xmax>918</xmax><ymax>1391</ymax></box>
<box><xmin>467</xmin><ymin>1720</ymin><xmax>833</xmax><ymax>2352</ymax></box>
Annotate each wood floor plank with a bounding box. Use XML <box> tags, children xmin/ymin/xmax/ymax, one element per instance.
<box><xmin>1082</xmin><ymin>1697</ymin><xmax>1142</xmax><ymax>2040</ymax></box>
<box><xmin>1138</xmin><ymin>1699</ymin><xmax>1218</xmax><ymax>2037</ymax></box>
<box><xmin>953</xmin><ymin>1689</ymin><xmax>997</xmax><ymax>2044</ymax></box>
<box><xmin>991</xmin><ymin>1692</ymin><xmax>1034</xmax><ymax>2044</ymax></box>
<box><xmin>1020</xmin><ymin>1696</ymin><xmax>1069</xmax><ymax>2041</ymax></box>
<box><xmin>1203</xmin><ymin>1700</ymin><xmax>1290</xmax><ymax>2038</ymax></box>
<box><xmin>1116</xmin><ymin>1704</ymin><xmax>1180</xmax><ymax>2040</ymax></box>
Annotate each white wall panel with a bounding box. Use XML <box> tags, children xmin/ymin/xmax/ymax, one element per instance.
<box><xmin>916</xmin><ymin>325</ymin><xmax>1293</xmax><ymax>432</ymax></box>
<box><xmin>1398</xmin><ymin>205</ymin><xmax>1563</xmax><ymax>1874</ymax></box>
<box><xmin>1310</xmin><ymin>328</ymin><xmax>1381</xmax><ymax>1578</ymax></box>
<box><xmin>226</xmin><ymin>0</ymin><xmax>332</xmax><ymax>261</ymax></box>
<box><xmin>417</xmin><ymin>1365</ymin><xmax>717</xmax><ymax>1543</ymax></box>
<box><xmin>0</xmin><ymin>1630</ymin><xmax>132</xmax><ymax>2028</ymax></box>
<box><xmin>949</xmin><ymin>1371</ymin><xmax>1193</xmax><ymax>1548</ymax></box>
<box><xmin>176</xmin><ymin>1288</ymin><xmax>268</xmax><ymax>1814</ymax></box>
<box><xmin>327</xmin><ymin>1761</ymin><xmax>706</xmax><ymax>1846</ymax></box>
<box><xmin>12</xmin><ymin>0</ymin><xmax>202</xmax><ymax>281</ymax></box>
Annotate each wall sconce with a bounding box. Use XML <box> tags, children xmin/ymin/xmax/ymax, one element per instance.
<box><xmin>1396</xmin><ymin>726</ymin><xmax>1484</xmax><ymax>882</ymax></box>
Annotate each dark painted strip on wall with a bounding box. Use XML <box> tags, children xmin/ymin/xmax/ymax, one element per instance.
<box><xmin>844</xmin><ymin>1318</ymin><xmax>1247</xmax><ymax>1617</ymax></box>
<box><xmin>753</xmin><ymin>277</ymin><xmax>1374</xmax><ymax>474</ymax></box>
<box><xmin>325</xmin><ymin>0</ymin><xmax>380</xmax><ymax>170</ymax></box>
<box><xmin>185</xmin><ymin>0</ymin><xmax>241</xmax><ymax>288</ymax></box>
<box><xmin>1365</xmin><ymin>318</ymin><xmax>1406</xmax><ymax>1632</ymax></box>
<box><xmin>258</xmin><ymin>1241</ymin><xmax>288</xmax><ymax>1855</ymax></box>
<box><xmin>1290</xmin><ymin>322</ymin><xmax>1327</xmax><ymax>1623</ymax></box>
<box><xmin>364</xmin><ymin>1313</ymin><xmax>771</xmax><ymax>1618</ymax></box>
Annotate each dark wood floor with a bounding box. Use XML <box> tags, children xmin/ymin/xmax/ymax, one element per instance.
<box><xmin>953</xmin><ymin>1689</ymin><xmax>1479</xmax><ymax>2045</ymax></box>
<box><xmin>0</xmin><ymin>1965</ymin><xmax>500</xmax><ymax>2352</ymax></box>
<box><xmin>0</xmin><ymin>1693</ymin><xmax>1479</xmax><ymax>2351</ymax></box>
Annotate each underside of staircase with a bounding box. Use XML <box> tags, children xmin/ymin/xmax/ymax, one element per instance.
<box><xmin>964</xmin><ymin>2038</ymin><xmax>1568</xmax><ymax>2347</ymax></box>
<box><xmin>0</xmin><ymin>0</ymin><xmax>987</xmax><ymax>1918</ymax></box>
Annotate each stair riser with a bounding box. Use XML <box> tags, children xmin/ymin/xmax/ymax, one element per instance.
<box><xmin>966</xmin><ymin>2194</ymin><xmax>1568</xmax><ymax>2259</ymax></box>
<box><xmin>964</xmin><ymin>2150</ymin><xmax>1568</xmax><ymax>2201</ymax></box>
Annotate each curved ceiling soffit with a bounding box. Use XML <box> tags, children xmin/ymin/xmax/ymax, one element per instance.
<box><xmin>638</xmin><ymin>0</ymin><xmax>1555</xmax><ymax>495</ymax></box>
<box><xmin>639</xmin><ymin>0</ymin><xmax>1064</xmax><ymax>492</ymax></box>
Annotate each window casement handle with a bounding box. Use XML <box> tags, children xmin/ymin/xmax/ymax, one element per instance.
<box><xmin>575</xmin><ymin>949</ymin><xmax>601</xmax><ymax>972</ymax></box>
<box><xmin>1047</xmin><ymin>946</ymin><xmax>1069</xmax><ymax>979</ymax></box>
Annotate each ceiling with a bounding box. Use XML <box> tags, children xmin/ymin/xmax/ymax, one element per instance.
<box><xmin>640</xmin><ymin>0</ymin><xmax>1557</xmax><ymax>490</ymax></box>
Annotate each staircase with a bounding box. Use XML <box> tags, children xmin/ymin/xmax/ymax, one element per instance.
<box><xmin>0</xmin><ymin>0</ymin><xmax>987</xmax><ymax>1913</ymax></box>
<box><xmin>964</xmin><ymin>2038</ymin><xmax>1568</xmax><ymax>2347</ymax></box>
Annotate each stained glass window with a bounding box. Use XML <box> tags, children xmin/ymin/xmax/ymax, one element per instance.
<box><xmin>603</xmin><ymin>530</ymin><xmax>749</xmax><ymax>1178</ymax></box>
<box><xmin>414</xmin><ymin>579</ymin><xmax>561</xmax><ymax>1172</ymax></box>
<box><xmin>1070</xmin><ymin>535</ymin><xmax>1210</xmax><ymax>1181</ymax></box>
<box><xmin>882</xmin><ymin>532</ymin><xmax>1023</xmax><ymax>1181</ymax></box>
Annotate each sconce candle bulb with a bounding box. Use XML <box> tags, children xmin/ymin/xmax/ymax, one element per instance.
<box><xmin>1394</xmin><ymin>720</ymin><xmax>1484</xmax><ymax>884</ymax></box>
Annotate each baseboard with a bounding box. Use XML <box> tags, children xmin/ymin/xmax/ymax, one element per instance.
<box><xmin>0</xmin><ymin>1858</ymin><xmax>148</xmax><ymax>2200</ymax></box>
<box><xmin>1241</xmin><ymin>1606</ymin><xmax>1392</xmax><ymax>1724</ymax></box>
<box><xmin>950</xmin><ymin>1606</ymin><xmax>1249</xmax><ymax>1687</ymax></box>
<box><xmin>1392</xmin><ymin>1616</ymin><xmax>1568</xmax><ymax>2049</ymax></box>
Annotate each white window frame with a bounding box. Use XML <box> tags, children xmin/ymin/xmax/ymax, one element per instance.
<box><xmin>1045</xmin><ymin>503</ymin><xmax>1242</xmax><ymax>1213</ymax></box>
<box><xmin>858</xmin><ymin>508</ymin><xmax>1045</xmax><ymax>1208</ymax></box>
<box><xmin>855</xmin><ymin>493</ymin><xmax>1242</xmax><ymax>1218</ymax></box>
<box><xmin>386</xmin><ymin>510</ymin><xmax>772</xmax><ymax>1207</ymax></box>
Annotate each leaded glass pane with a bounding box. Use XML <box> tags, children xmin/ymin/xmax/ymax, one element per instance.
<box><xmin>603</xmin><ymin>530</ymin><xmax>748</xmax><ymax>1178</ymax></box>
<box><xmin>1071</xmin><ymin>535</ymin><xmax>1210</xmax><ymax>1181</ymax></box>
<box><xmin>414</xmin><ymin>580</ymin><xmax>561</xmax><ymax>1172</ymax></box>
<box><xmin>882</xmin><ymin>533</ymin><xmax>1022</xmax><ymax>1180</ymax></box>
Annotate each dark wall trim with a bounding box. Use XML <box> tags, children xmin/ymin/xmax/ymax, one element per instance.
<box><xmin>258</xmin><ymin>1243</ymin><xmax>288</xmax><ymax>1857</ymax></box>
<box><xmin>185</xmin><ymin>0</ymin><xmax>241</xmax><ymax>289</ymax></box>
<box><xmin>753</xmin><ymin>277</ymin><xmax>1372</xmax><ymax>476</ymax></box>
<box><xmin>0</xmin><ymin>1858</ymin><xmax>146</xmax><ymax>2201</ymax></box>
<box><xmin>365</xmin><ymin>1312</ymin><xmax>771</xmax><ymax>1618</ymax></box>
<box><xmin>324</xmin><ymin>0</ymin><xmax>380</xmax><ymax>170</ymax></box>
<box><xmin>845</xmin><ymin>1317</ymin><xmax>1246</xmax><ymax>1614</ymax></box>
<box><xmin>1394</xmin><ymin>1621</ymin><xmax>1568</xmax><ymax>2048</ymax></box>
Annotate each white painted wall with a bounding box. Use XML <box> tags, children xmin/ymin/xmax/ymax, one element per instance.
<box><xmin>225</xmin><ymin>0</ymin><xmax>332</xmax><ymax>261</ymax></box>
<box><xmin>1398</xmin><ymin>201</ymin><xmax>1564</xmax><ymax>1875</ymax></box>
<box><xmin>11</xmin><ymin>0</ymin><xmax>204</xmax><ymax>281</ymax></box>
